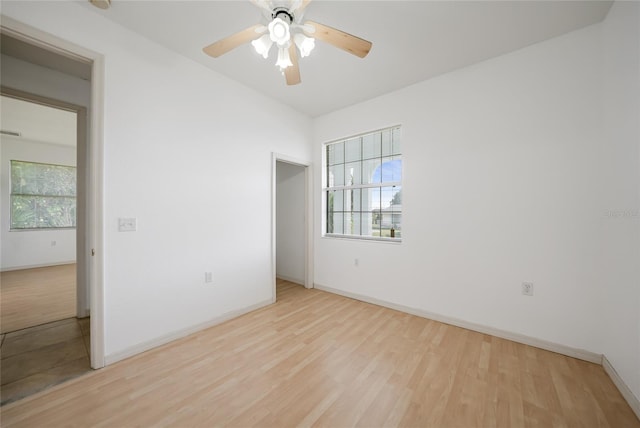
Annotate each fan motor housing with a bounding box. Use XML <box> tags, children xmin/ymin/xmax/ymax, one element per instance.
<box><xmin>272</xmin><ymin>7</ymin><xmax>293</xmax><ymax>24</ymax></box>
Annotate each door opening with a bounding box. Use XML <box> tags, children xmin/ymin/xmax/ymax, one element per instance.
<box><xmin>272</xmin><ymin>154</ymin><xmax>313</xmax><ymax>302</ymax></box>
<box><xmin>0</xmin><ymin>19</ymin><xmax>105</xmax><ymax>369</ymax></box>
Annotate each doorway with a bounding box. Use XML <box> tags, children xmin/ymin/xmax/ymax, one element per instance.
<box><xmin>0</xmin><ymin>89</ymin><xmax>92</xmax><ymax>406</ymax></box>
<box><xmin>272</xmin><ymin>154</ymin><xmax>313</xmax><ymax>301</ymax></box>
<box><xmin>0</xmin><ymin>18</ymin><xmax>105</xmax><ymax>394</ymax></box>
<box><xmin>0</xmin><ymin>94</ymin><xmax>81</xmax><ymax>331</ymax></box>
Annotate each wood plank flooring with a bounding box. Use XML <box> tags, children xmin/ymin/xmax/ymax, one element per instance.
<box><xmin>1</xmin><ymin>264</ymin><xmax>76</xmax><ymax>334</ymax></box>
<box><xmin>1</xmin><ymin>280</ymin><xmax>638</xmax><ymax>427</ymax></box>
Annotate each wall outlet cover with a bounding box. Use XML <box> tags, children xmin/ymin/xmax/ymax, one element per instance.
<box><xmin>118</xmin><ymin>218</ymin><xmax>137</xmax><ymax>232</ymax></box>
<box><xmin>522</xmin><ymin>282</ymin><xmax>534</xmax><ymax>296</ymax></box>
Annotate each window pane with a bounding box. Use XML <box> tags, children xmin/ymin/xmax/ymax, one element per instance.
<box><xmin>381</xmin><ymin>129</ymin><xmax>393</xmax><ymax>156</ymax></box>
<box><xmin>332</xmin><ymin>212</ymin><xmax>344</xmax><ymax>234</ymax></box>
<box><xmin>10</xmin><ymin>161</ymin><xmax>77</xmax><ymax>230</ymax></box>
<box><xmin>327</xmin><ymin>142</ymin><xmax>344</xmax><ymax>165</ymax></box>
<box><xmin>392</xmin><ymin>127</ymin><xmax>401</xmax><ymax>155</ymax></box>
<box><xmin>392</xmin><ymin>156</ymin><xmax>402</xmax><ymax>181</ymax></box>
<box><xmin>345</xmin><ymin>188</ymin><xmax>361</xmax><ymax>212</ymax></box>
<box><xmin>362</xmin><ymin>133</ymin><xmax>381</xmax><ymax>159</ymax></box>
<box><xmin>364</xmin><ymin>186</ymin><xmax>381</xmax><ymax>211</ymax></box>
<box><xmin>328</xmin><ymin>164</ymin><xmax>344</xmax><ymax>187</ymax></box>
<box><xmin>345</xmin><ymin>212</ymin><xmax>360</xmax><ymax>236</ymax></box>
<box><xmin>11</xmin><ymin>195</ymin><xmax>76</xmax><ymax>229</ymax></box>
<box><xmin>331</xmin><ymin>190</ymin><xmax>344</xmax><ymax>211</ymax></box>
<box><xmin>11</xmin><ymin>162</ymin><xmax>37</xmax><ymax>194</ymax></box>
<box><xmin>10</xmin><ymin>196</ymin><xmax>37</xmax><ymax>228</ymax></box>
<box><xmin>367</xmin><ymin>211</ymin><xmax>382</xmax><ymax>237</ymax></box>
<box><xmin>326</xmin><ymin>191</ymin><xmax>333</xmax><ymax>233</ymax></box>
<box><xmin>345</xmin><ymin>138</ymin><xmax>361</xmax><ymax>162</ymax></box>
<box><xmin>11</xmin><ymin>161</ymin><xmax>76</xmax><ymax>197</ymax></box>
<box><xmin>362</xmin><ymin>158</ymin><xmax>382</xmax><ymax>185</ymax></box>
<box><xmin>380</xmin><ymin>157</ymin><xmax>402</xmax><ymax>183</ymax></box>
<box><xmin>381</xmin><ymin>186</ymin><xmax>401</xmax><ymax>210</ymax></box>
<box><xmin>345</xmin><ymin>161</ymin><xmax>361</xmax><ymax>185</ymax></box>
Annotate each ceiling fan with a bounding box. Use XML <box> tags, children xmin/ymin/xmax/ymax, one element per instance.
<box><xmin>202</xmin><ymin>0</ymin><xmax>372</xmax><ymax>85</ymax></box>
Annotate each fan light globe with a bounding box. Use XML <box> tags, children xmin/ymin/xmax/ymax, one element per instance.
<box><xmin>276</xmin><ymin>47</ymin><xmax>293</xmax><ymax>70</ymax></box>
<box><xmin>251</xmin><ymin>34</ymin><xmax>273</xmax><ymax>59</ymax></box>
<box><xmin>268</xmin><ymin>18</ymin><xmax>291</xmax><ymax>46</ymax></box>
<box><xmin>294</xmin><ymin>33</ymin><xmax>315</xmax><ymax>58</ymax></box>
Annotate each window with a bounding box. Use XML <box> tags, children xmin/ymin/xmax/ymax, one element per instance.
<box><xmin>324</xmin><ymin>126</ymin><xmax>402</xmax><ymax>240</ymax></box>
<box><xmin>10</xmin><ymin>160</ymin><xmax>77</xmax><ymax>230</ymax></box>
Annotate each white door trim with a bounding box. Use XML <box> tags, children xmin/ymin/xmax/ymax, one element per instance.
<box><xmin>1</xmin><ymin>16</ymin><xmax>106</xmax><ymax>369</ymax></box>
<box><xmin>271</xmin><ymin>153</ymin><xmax>314</xmax><ymax>301</ymax></box>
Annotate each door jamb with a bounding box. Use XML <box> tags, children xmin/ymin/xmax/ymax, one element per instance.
<box><xmin>1</xmin><ymin>16</ymin><xmax>106</xmax><ymax>369</ymax></box>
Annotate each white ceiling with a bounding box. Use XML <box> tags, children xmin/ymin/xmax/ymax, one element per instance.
<box><xmin>81</xmin><ymin>0</ymin><xmax>612</xmax><ymax>117</ymax></box>
<box><xmin>0</xmin><ymin>95</ymin><xmax>77</xmax><ymax>147</ymax></box>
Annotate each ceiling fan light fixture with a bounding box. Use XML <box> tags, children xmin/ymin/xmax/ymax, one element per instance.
<box><xmin>268</xmin><ymin>18</ymin><xmax>291</xmax><ymax>46</ymax></box>
<box><xmin>251</xmin><ymin>34</ymin><xmax>273</xmax><ymax>59</ymax></box>
<box><xmin>202</xmin><ymin>0</ymin><xmax>373</xmax><ymax>86</ymax></box>
<box><xmin>294</xmin><ymin>33</ymin><xmax>315</xmax><ymax>58</ymax></box>
<box><xmin>276</xmin><ymin>46</ymin><xmax>293</xmax><ymax>70</ymax></box>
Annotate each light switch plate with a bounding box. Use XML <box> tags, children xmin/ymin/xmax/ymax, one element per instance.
<box><xmin>118</xmin><ymin>217</ymin><xmax>137</xmax><ymax>232</ymax></box>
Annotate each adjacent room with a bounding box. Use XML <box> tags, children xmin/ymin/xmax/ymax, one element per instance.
<box><xmin>0</xmin><ymin>94</ymin><xmax>91</xmax><ymax>406</ymax></box>
<box><xmin>0</xmin><ymin>0</ymin><xmax>638</xmax><ymax>426</ymax></box>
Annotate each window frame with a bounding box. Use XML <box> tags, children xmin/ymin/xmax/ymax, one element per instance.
<box><xmin>9</xmin><ymin>159</ymin><xmax>78</xmax><ymax>231</ymax></box>
<box><xmin>322</xmin><ymin>125</ymin><xmax>403</xmax><ymax>243</ymax></box>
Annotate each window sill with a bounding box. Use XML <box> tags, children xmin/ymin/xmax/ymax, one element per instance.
<box><xmin>323</xmin><ymin>234</ymin><xmax>402</xmax><ymax>244</ymax></box>
<box><xmin>10</xmin><ymin>227</ymin><xmax>77</xmax><ymax>232</ymax></box>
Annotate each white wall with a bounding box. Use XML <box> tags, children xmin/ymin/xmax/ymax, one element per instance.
<box><xmin>315</xmin><ymin>24</ymin><xmax>606</xmax><ymax>353</ymax></box>
<box><xmin>0</xmin><ymin>137</ymin><xmax>77</xmax><ymax>269</ymax></box>
<box><xmin>314</xmin><ymin>2</ymin><xmax>640</xmax><ymax>406</ymax></box>
<box><xmin>1</xmin><ymin>1</ymin><xmax>312</xmax><ymax>359</ymax></box>
<box><xmin>276</xmin><ymin>161</ymin><xmax>305</xmax><ymax>284</ymax></box>
<box><xmin>600</xmin><ymin>1</ymin><xmax>640</xmax><ymax>402</ymax></box>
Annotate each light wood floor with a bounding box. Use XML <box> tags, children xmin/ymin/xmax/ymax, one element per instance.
<box><xmin>1</xmin><ymin>264</ymin><xmax>76</xmax><ymax>334</ymax></box>
<box><xmin>2</xmin><ymin>280</ymin><xmax>638</xmax><ymax>427</ymax></box>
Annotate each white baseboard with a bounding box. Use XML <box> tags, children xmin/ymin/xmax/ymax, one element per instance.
<box><xmin>1</xmin><ymin>260</ymin><xmax>76</xmax><ymax>272</ymax></box>
<box><xmin>276</xmin><ymin>274</ymin><xmax>305</xmax><ymax>286</ymax></box>
<box><xmin>104</xmin><ymin>298</ymin><xmax>273</xmax><ymax>365</ymax></box>
<box><xmin>314</xmin><ymin>283</ymin><xmax>602</xmax><ymax>364</ymax></box>
<box><xmin>603</xmin><ymin>356</ymin><xmax>640</xmax><ymax>420</ymax></box>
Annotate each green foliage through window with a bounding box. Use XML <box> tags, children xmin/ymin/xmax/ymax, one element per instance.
<box><xmin>10</xmin><ymin>160</ymin><xmax>77</xmax><ymax>229</ymax></box>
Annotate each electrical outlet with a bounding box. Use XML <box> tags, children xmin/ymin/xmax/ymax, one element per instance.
<box><xmin>204</xmin><ymin>272</ymin><xmax>213</xmax><ymax>283</ymax></box>
<box><xmin>354</xmin><ymin>258</ymin><xmax>359</xmax><ymax>267</ymax></box>
<box><xmin>522</xmin><ymin>282</ymin><xmax>534</xmax><ymax>296</ymax></box>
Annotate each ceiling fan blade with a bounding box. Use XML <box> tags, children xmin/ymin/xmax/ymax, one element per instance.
<box><xmin>285</xmin><ymin>44</ymin><xmax>301</xmax><ymax>86</ymax></box>
<box><xmin>304</xmin><ymin>20</ymin><xmax>372</xmax><ymax>58</ymax></box>
<box><xmin>203</xmin><ymin>24</ymin><xmax>263</xmax><ymax>58</ymax></box>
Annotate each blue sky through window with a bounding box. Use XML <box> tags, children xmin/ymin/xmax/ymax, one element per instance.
<box><xmin>371</xmin><ymin>159</ymin><xmax>402</xmax><ymax>210</ymax></box>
